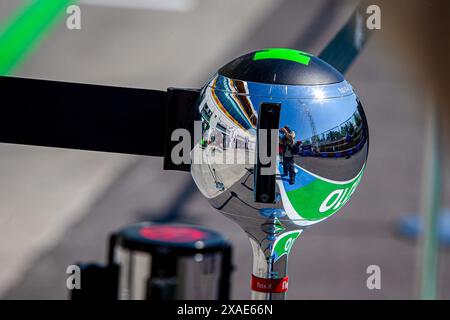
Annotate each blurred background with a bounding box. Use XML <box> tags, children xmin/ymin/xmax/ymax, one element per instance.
<box><xmin>0</xmin><ymin>0</ymin><xmax>449</xmax><ymax>299</ymax></box>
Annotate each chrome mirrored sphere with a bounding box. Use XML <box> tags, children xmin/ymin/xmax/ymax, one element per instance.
<box><xmin>191</xmin><ymin>50</ymin><xmax>369</xmax><ymax>233</ymax></box>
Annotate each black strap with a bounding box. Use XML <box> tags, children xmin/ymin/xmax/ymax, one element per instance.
<box><xmin>164</xmin><ymin>88</ymin><xmax>201</xmax><ymax>171</ymax></box>
<box><xmin>0</xmin><ymin>3</ymin><xmax>374</xmax><ymax>160</ymax></box>
<box><xmin>0</xmin><ymin>76</ymin><xmax>168</xmax><ymax>156</ymax></box>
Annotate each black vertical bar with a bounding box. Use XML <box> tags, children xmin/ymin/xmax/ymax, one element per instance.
<box><xmin>163</xmin><ymin>87</ymin><xmax>201</xmax><ymax>171</ymax></box>
<box><xmin>146</xmin><ymin>254</ymin><xmax>178</xmax><ymax>300</ymax></box>
<box><xmin>218</xmin><ymin>244</ymin><xmax>233</xmax><ymax>300</ymax></box>
<box><xmin>107</xmin><ymin>233</ymin><xmax>118</xmax><ymax>266</ymax></box>
<box><xmin>254</xmin><ymin>103</ymin><xmax>281</xmax><ymax>203</ymax></box>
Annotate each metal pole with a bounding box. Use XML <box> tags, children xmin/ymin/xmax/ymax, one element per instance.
<box><xmin>249</xmin><ymin>237</ymin><xmax>288</xmax><ymax>300</ymax></box>
<box><xmin>248</xmin><ymin>219</ymin><xmax>301</xmax><ymax>300</ymax></box>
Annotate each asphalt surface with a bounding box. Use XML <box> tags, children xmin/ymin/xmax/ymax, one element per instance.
<box><xmin>296</xmin><ymin>148</ymin><xmax>367</xmax><ymax>181</ymax></box>
<box><xmin>1</xmin><ymin>0</ymin><xmax>450</xmax><ymax>299</ymax></box>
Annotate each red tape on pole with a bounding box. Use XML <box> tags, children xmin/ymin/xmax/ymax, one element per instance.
<box><xmin>251</xmin><ymin>275</ymin><xmax>289</xmax><ymax>293</ymax></box>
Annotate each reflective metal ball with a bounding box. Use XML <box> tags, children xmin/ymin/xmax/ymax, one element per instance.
<box><xmin>191</xmin><ymin>49</ymin><xmax>369</xmax><ymax>233</ymax></box>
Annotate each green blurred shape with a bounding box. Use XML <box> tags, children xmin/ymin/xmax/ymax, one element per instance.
<box><xmin>253</xmin><ymin>48</ymin><xmax>312</xmax><ymax>66</ymax></box>
<box><xmin>420</xmin><ymin>102</ymin><xmax>441</xmax><ymax>300</ymax></box>
<box><xmin>0</xmin><ymin>0</ymin><xmax>73</xmax><ymax>75</ymax></box>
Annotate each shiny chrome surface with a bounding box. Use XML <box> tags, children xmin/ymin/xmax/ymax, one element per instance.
<box><xmin>191</xmin><ymin>73</ymin><xmax>369</xmax><ymax>298</ymax></box>
<box><xmin>192</xmin><ymin>74</ymin><xmax>368</xmax><ymax>228</ymax></box>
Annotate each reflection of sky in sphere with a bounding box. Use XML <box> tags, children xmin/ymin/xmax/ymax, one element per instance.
<box><xmin>247</xmin><ymin>94</ymin><xmax>359</xmax><ymax>141</ymax></box>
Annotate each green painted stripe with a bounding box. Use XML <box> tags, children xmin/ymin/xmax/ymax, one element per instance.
<box><xmin>0</xmin><ymin>0</ymin><xmax>73</xmax><ymax>75</ymax></box>
<box><xmin>286</xmin><ymin>167</ymin><xmax>364</xmax><ymax>221</ymax></box>
<box><xmin>273</xmin><ymin>230</ymin><xmax>301</xmax><ymax>261</ymax></box>
<box><xmin>253</xmin><ymin>48</ymin><xmax>312</xmax><ymax>66</ymax></box>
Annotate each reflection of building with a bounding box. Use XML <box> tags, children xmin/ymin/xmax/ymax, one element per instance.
<box><xmin>198</xmin><ymin>76</ymin><xmax>256</xmax><ymax>151</ymax></box>
<box><xmin>211</xmin><ymin>76</ymin><xmax>257</xmax><ymax>130</ymax></box>
<box><xmin>299</xmin><ymin>109</ymin><xmax>367</xmax><ymax>158</ymax></box>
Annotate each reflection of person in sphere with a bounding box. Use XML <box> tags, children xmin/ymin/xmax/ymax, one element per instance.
<box><xmin>345</xmin><ymin>129</ymin><xmax>352</xmax><ymax>143</ymax></box>
<box><xmin>279</xmin><ymin>126</ymin><xmax>296</xmax><ymax>185</ymax></box>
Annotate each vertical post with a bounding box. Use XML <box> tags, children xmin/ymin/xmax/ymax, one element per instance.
<box><xmin>249</xmin><ymin>235</ymin><xmax>289</xmax><ymax>300</ymax></box>
<box><xmin>418</xmin><ymin>97</ymin><xmax>441</xmax><ymax>299</ymax></box>
<box><xmin>248</xmin><ymin>223</ymin><xmax>301</xmax><ymax>300</ymax></box>
<box><xmin>255</xmin><ymin>103</ymin><xmax>281</xmax><ymax>204</ymax></box>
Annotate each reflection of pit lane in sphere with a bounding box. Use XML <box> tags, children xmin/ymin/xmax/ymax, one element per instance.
<box><xmin>294</xmin><ymin>147</ymin><xmax>367</xmax><ymax>182</ymax></box>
